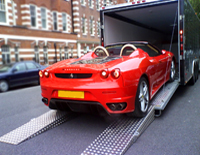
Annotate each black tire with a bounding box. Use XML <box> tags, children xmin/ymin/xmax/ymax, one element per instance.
<box><xmin>189</xmin><ymin>63</ymin><xmax>196</xmax><ymax>85</ymax></box>
<box><xmin>0</xmin><ymin>80</ymin><xmax>9</xmax><ymax>92</ymax></box>
<box><xmin>128</xmin><ymin>77</ymin><xmax>150</xmax><ymax>117</ymax></box>
<box><xmin>169</xmin><ymin>59</ymin><xmax>176</xmax><ymax>82</ymax></box>
<box><xmin>195</xmin><ymin>63</ymin><xmax>199</xmax><ymax>81</ymax></box>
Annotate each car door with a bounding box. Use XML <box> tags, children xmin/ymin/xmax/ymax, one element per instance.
<box><xmin>146</xmin><ymin>44</ymin><xmax>168</xmax><ymax>86</ymax></box>
<box><xmin>25</xmin><ymin>62</ymin><xmax>40</xmax><ymax>84</ymax></box>
<box><xmin>9</xmin><ymin>62</ymin><xmax>28</xmax><ymax>87</ymax></box>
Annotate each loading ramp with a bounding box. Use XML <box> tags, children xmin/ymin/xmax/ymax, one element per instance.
<box><xmin>0</xmin><ymin>80</ymin><xmax>179</xmax><ymax>154</ymax></box>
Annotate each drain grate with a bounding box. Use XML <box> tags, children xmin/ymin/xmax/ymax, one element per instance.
<box><xmin>0</xmin><ymin>110</ymin><xmax>73</xmax><ymax>145</ymax></box>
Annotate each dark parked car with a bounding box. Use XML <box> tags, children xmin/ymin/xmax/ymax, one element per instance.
<box><xmin>0</xmin><ymin>61</ymin><xmax>47</xmax><ymax>92</ymax></box>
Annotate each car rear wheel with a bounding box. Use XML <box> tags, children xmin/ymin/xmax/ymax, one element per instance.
<box><xmin>128</xmin><ymin>77</ymin><xmax>149</xmax><ymax>117</ymax></box>
<box><xmin>169</xmin><ymin>59</ymin><xmax>176</xmax><ymax>82</ymax></box>
<box><xmin>0</xmin><ymin>80</ymin><xmax>9</xmax><ymax>92</ymax></box>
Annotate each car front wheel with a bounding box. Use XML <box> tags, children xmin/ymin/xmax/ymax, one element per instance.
<box><xmin>0</xmin><ymin>80</ymin><xmax>9</xmax><ymax>92</ymax></box>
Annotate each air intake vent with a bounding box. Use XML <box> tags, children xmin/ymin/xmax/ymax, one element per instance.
<box><xmin>55</xmin><ymin>73</ymin><xmax>92</xmax><ymax>79</ymax></box>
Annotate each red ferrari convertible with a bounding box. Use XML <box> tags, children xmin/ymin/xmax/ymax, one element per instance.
<box><xmin>39</xmin><ymin>41</ymin><xmax>176</xmax><ymax>117</ymax></box>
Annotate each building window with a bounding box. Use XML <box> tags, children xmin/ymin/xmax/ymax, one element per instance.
<box><xmin>89</xmin><ymin>0</ymin><xmax>92</xmax><ymax>7</ymax></box>
<box><xmin>34</xmin><ymin>46</ymin><xmax>39</xmax><ymax>63</ymax></box>
<box><xmin>96</xmin><ymin>0</ymin><xmax>99</xmax><ymax>10</ymax></box>
<box><xmin>82</xmin><ymin>17</ymin><xmax>86</xmax><ymax>34</ymax></box>
<box><xmin>103</xmin><ymin>0</ymin><xmax>106</xmax><ymax>6</ymax></box>
<box><xmin>90</xmin><ymin>18</ymin><xmax>94</xmax><ymax>35</ymax></box>
<box><xmin>62</xmin><ymin>13</ymin><xmax>67</xmax><ymax>31</ymax></box>
<box><xmin>81</xmin><ymin>0</ymin><xmax>85</xmax><ymax>5</ymax></box>
<box><xmin>14</xmin><ymin>46</ymin><xmax>19</xmax><ymax>62</ymax></box>
<box><xmin>59</xmin><ymin>48</ymin><xmax>63</xmax><ymax>61</ymax></box>
<box><xmin>43</xmin><ymin>46</ymin><xmax>48</xmax><ymax>64</ymax></box>
<box><xmin>0</xmin><ymin>0</ymin><xmax>6</xmax><ymax>23</ymax></box>
<box><xmin>84</xmin><ymin>46</ymin><xmax>87</xmax><ymax>54</ymax></box>
<box><xmin>41</xmin><ymin>8</ymin><xmax>46</xmax><ymax>29</ymax></box>
<box><xmin>30</xmin><ymin>5</ymin><xmax>36</xmax><ymax>27</ymax></box>
<box><xmin>53</xmin><ymin>12</ymin><xmax>57</xmax><ymax>30</ymax></box>
<box><xmin>1</xmin><ymin>45</ymin><xmax>10</xmax><ymax>64</ymax></box>
<box><xmin>64</xmin><ymin>46</ymin><xmax>69</xmax><ymax>59</ymax></box>
<box><xmin>71</xmin><ymin>48</ymin><xmax>73</xmax><ymax>58</ymax></box>
<box><xmin>97</xmin><ymin>21</ymin><xmax>100</xmax><ymax>36</ymax></box>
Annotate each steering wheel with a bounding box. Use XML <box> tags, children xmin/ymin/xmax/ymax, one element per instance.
<box><xmin>93</xmin><ymin>46</ymin><xmax>109</xmax><ymax>57</ymax></box>
<box><xmin>120</xmin><ymin>44</ymin><xmax>137</xmax><ymax>56</ymax></box>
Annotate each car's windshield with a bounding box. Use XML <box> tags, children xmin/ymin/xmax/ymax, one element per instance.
<box><xmin>0</xmin><ymin>64</ymin><xmax>13</xmax><ymax>73</ymax></box>
<box><xmin>105</xmin><ymin>45</ymin><xmax>123</xmax><ymax>56</ymax></box>
<box><xmin>105</xmin><ymin>43</ymin><xmax>160</xmax><ymax>56</ymax></box>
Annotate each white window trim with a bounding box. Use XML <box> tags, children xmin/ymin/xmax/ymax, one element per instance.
<box><xmin>41</xmin><ymin>7</ymin><xmax>47</xmax><ymax>30</ymax></box>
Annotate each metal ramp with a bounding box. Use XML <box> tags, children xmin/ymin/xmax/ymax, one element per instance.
<box><xmin>81</xmin><ymin>106</ymin><xmax>155</xmax><ymax>155</ymax></box>
<box><xmin>0</xmin><ymin>80</ymin><xmax>178</xmax><ymax>154</ymax></box>
<box><xmin>0</xmin><ymin>110</ymin><xmax>73</xmax><ymax>145</ymax></box>
<box><xmin>151</xmin><ymin>80</ymin><xmax>179</xmax><ymax>116</ymax></box>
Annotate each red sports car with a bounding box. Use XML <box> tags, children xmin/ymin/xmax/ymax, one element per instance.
<box><xmin>39</xmin><ymin>41</ymin><xmax>176</xmax><ymax>117</ymax></box>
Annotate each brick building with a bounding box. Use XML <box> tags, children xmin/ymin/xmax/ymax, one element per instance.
<box><xmin>0</xmin><ymin>0</ymin><xmax>145</xmax><ymax>65</ymax></box>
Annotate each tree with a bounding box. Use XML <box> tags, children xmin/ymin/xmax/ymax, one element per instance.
<box><xmin>189</xmin><ymin>0</ymin><xmax>200</xmax><ymax>18</ymax></box>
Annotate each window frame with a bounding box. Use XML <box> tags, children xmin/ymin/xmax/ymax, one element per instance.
<box><xmin>43</xmin><ymin>46</ymin><xmax>48</xmax><ymax>64</ymax></box>
<box><xmin>64</xmin><ymin>46</ymin><xmax>69</xmax><ymax>59</ymax></box>
<box><xmin>97</xmin><ymin>20</ymin><xmax>100</xmax><ymax>37</ymax></box>
<box><xmin>14</xmin><ymin>46</ymin><xmax>19</xmax><ymax>62</ymax></box>
<box><xmin>34</xmin><ymin>46</ymin><xmax>40</xmax><ymax>63</ymax></box>
<box><xmin>81</xmin><ymin>0</ymin><xmax>85</xmax><ymax>6</ymax></box>
<box><xmin>89</xmin><ymin>0</ymin><xmax>92</xmax><ymax>8</ymax></box>
<box><xmin>30</xmin><ymin>5</ymin><xmax>37</xmax><ymax>28</ymax></box>
<box><xmin>82</xmin><ymin>17</ymin><xmax>86</xmax><ymax>34</ymax></box>
<box><xmin>90</xmin><ymin>17</ymin><xmax>94</xmax><ymax>35</ymax></box>
<box><xmin>41</xmin><ymin>7</ymin><xmax>47</xmax><ymax>29</ymax></box>
<box><xmin>52</xmin><ymin>11</ymin><xmax>58</xmax><ymax>31</ymax></box>
<box><xmin>1</xmin><ymin>45</ymin><xmax>10</xmax><ymax>64</ymax></box>
<box><xmin>0</xmin><ymin>0</ymin><xmax>6</xmax><ymax>23</ymax></box>
<box><xmin>96</xmin><ymin>0</ymin><xmax>99</xmax><ymax>10</ymax></box>
<box><xmin>62</xmin><ymin>13</ymin><xmax>68</xmax><ymax>32</ymax></box>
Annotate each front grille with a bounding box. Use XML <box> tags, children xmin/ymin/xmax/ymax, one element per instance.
<box><xmin>55</xmin><ymin>73</ymin><xmax>92</xmax><ymax>79</ymax></box>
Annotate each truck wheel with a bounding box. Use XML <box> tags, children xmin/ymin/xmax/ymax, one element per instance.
<box><xmin>169</xmin><ymin>60</ymin><xmax>176</xmax><ymax>82</ymax></box>
<box><xmin>0</xmin><ymin>80</ymin><xmax>9</xmax><ymax>92</ymax></box>
<box><xmin>189</xmin><ymin>63</ymin><xmax>196</xmax><ymax>85</ymax></box>
<box><xmin>195</xmin><ymin>63</ymin><xmax>199</xmax><ymax>81</ymax></box>
<box><xmin>132</xmin><ymin>77</ymin><xmax>149</xmax><ymax>117</ymax></box>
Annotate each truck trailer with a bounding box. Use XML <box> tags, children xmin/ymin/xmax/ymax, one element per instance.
<box><xmin>100</xmin><ymin>0</ymin><xmax>200</xmax><ymax>115</ymax></box>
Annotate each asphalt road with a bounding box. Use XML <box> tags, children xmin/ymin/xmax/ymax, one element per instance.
<box><xmin>0</xmin><ymin>79</ymin><xmax>199</xmax><ymax>155</ymax></box>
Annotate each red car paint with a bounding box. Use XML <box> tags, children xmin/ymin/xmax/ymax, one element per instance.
<box><xmin>39</xmin><ymin>42</ymin><xmax>175</xmax><ymax>115</ymax></box>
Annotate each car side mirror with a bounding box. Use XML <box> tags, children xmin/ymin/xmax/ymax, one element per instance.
<box><xmin>161</xmin><ymin>50</ymin><xmax>166</xmax><ymax>55</ymax></box>
<box><xmin>12</xmin><ymin>68</ymin><xmax>18</xmax><ymax>73</ymax></box>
